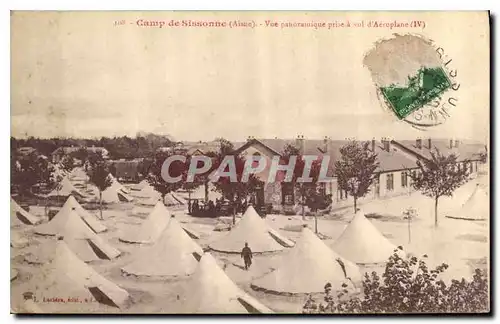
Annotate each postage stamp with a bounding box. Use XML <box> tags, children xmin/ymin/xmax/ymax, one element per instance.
<box><xmin>364</xmin><ymin>34</ymin><xmax>460</xmax><ymax>128</ymax></box>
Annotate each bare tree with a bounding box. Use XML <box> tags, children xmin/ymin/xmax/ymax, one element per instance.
<box><xmin>410</xmin><ymin>149</ymin><xmax>470</xmax><ymax>227</ymax></box>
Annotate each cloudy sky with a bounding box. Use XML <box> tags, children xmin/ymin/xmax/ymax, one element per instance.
<box><xmin>11</xmin><ymin>11</ymin><xmax>489</xmax><ymax>142</ymax></box>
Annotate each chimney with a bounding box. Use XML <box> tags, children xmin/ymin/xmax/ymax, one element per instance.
<box><xmin>371</xmin><ymin>138</ymin><xmax>376</xmax><ymax>152</ymax></box>
<box><xmin>323</xmin><ymin>136</ymin><xmax>329</xmax><ymax>153</ymax></box>
<box><xmin>416</xmin><ymin>138</ymin><xmax>422</xmax><ymax>149</ymax></box>
<box><xmin>296</xmin><ymin>135</ymin><xmax>305</xmax><ymax>154</ymax></box>
<box><xmin>449</xmin><ymin>139</ymin><xmax>453</xmax><ymax>149</ymax></box>
<box><xmin>381</xmin><ymin>137</ymin><xmax>390</xmax><ymax>152</ymax></box>
<box><xmin>427</xmin><ymin>138</ymin><xmax>432</xmax><ymax>149</ymax></box>
<box><xmin>455</xmin><ymin>140</ymin><xmax>459</xmax><ymax>148</ymax></box>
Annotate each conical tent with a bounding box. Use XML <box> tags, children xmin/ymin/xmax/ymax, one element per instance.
<box><xmin>132</xmin><ymin>184</ymin><xmax>160</xmax><ymax>199</ymax></box>
<box><xmin>209</xmin><ymin>206</ymin><xmax>293</xmax><ymax>253</ymax></box>
<box><xmin>100</xmin><ymin>186</ymin><xmax>133</xmax><ymax>204</ymax></box>
<box><xmin>122</xmin><ymin>216</ymin><xmax>203</xmax><ymax>277</ymax></box>
<box><xmin>46</xmin><ymin>196</ymin><xmax>106</xmax><ymax>233</ymax></box>
<box><xmin>108</xmin><ymin>174</ymin><xmax>130</xmax><ymax>194</ymax></box>
<box><xmin>120</xmin><ymin>201</ymin><xmax>172</xmax><ymax>244</ymax></box>
<box><xmin>130</xmin><ymin>180</ymin><xmax>148</xmax><ymax>191</ymax></box>
<box><xmin>32</xmin><ymin>240</ymin><xmax>130</xmax><ymax>310</ymax></box>
<box><xmin>333</xmin><ymin>210</ymin><xmax>399</xmax><ymax>264</ymax></box>
<box><xmin>47</xmin><ymin>177</ymin><xmax>86</xmax><ymax>199</ymax></box>
<box><xmin>137</xmin><ymin>195</ymin><xmax>162</xmax><ymax>206</ymax></box>
<box><xmin>11</xmin><ymin>231</ymin><xmax>29</xmax><ymax>248</ymax></box>
<box><xmin>11</xmin><ymin>199</ymin><xmax>40</xmax><ymax>226</ymax></box>
<box><xmin>35</xmin><ymin>209</ymin><xmax>120</xmax><ymax>261</ymax></box>
<box><xmin>69</xmin><ymin>167</ymin><xmax>88</xmax><ymax>181</ymax></box>
<box><xmin>447</xmin><ymin>185</ymin><xmax>488</xmax><ymax>221</ymax></box>
<box><xmin>163</xmin><ymin>192</ymin><xmax>185</xmax><ymax>208</ymax></box>
<box><xmin>181</xmin><ymin>253</ymin><xmax>272</xmax><ymax>314</ymax></box>
<box><xmin>251</xmin><ymin>227</ymin><xmax>361</xmax><ymax>295</ymax></box>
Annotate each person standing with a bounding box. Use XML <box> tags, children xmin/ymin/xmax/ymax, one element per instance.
<box><xmin>241</xmin><ymin>242</ymin><xmax>253</xmax><ymax>270</ymax></box>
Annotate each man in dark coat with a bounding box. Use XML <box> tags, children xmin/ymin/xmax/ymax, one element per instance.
<box><xmin>241</xmin><ymin>242</ymin><xmax>253</xmax><ymax>270</ymax></box>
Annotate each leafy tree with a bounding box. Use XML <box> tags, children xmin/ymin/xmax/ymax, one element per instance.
<box><xmin>146</xmin><ymin>151</ymin><xmax>183</xmax><ymax>201</ymax></box>
<box><xmin>87</xmin><ymin>153</ymin><xmax>112</xmax><ymax>220</ymax></box>
<box><xmin>281</xmin><ymin>143</ymin><xmax>324</xmax><ymax>231</ymax></box>
<box><xmin>302</xmin><ymin>249</ymin><xmax>489</xmax><ymax>314</ymax></box>
<box><xmin>334</xmin><ymin>140</ymin><xmax>379</xmax><ymax>213</ymax></box>
<box><xmin>11</xmin><ymin>152</ymin><xmax>52</xmax><ymax>195</ymax></box>
<box><xmin>60</xmin><ymin>155</ymin><xmax>75</xmax><ymax>173</ymax></box>
<box><xmin>70</xmin><ymin>147</ymin><xmax>89</xmax><ymax>163</ymax></box>
<box><xmin>211</xmin><ymin>138</ymin><xmax>262</xmax><ymax>224</ymax></box>
<box><xmin>410</xmin><ymin>149</ymin><xmax>470</xmax><ymax>227</ymax></box>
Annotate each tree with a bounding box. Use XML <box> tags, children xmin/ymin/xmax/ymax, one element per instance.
<box><xmin>60</xmin><ymin>155</ymin><xmax>75</xmax><ymax>173</ymax></box>
<box><xmin>334</xmin><ymin>140</ymin><xmax>379</xmax><ymax>213</ymax></box>
<box><xmin>410</xmin><ymin>149</ymin><xmax>470</xmax><ymax>227</ymax></box>
<box><xmin>211</xmin><ymin>138</ymin><xmax>261</xmax><ymax>225</ymax></box>
<box><xmin>302</xmin><ymin>249</ymin><xmax>489</xmax><ymax>314</ymax></box>
<box><xmin>87</xmin><ymin>153</ymin><xmax>112</xmax><ymax>220</ymax></box>
<box><xmin>146</xmin><ymin>151</ymin><xmax>183</xmax><ymax>201</ymax></box>
<box><xmin>70</xmin><ymin>147</ymin><xmax>89</xmax><ymax>164</ymax></box>
<box><xmin>281</xmin><ymin>144</ymin><xmax>324</xmax><ymax>231</ymax></box>
<box><xmin>11</xmin><ymin>152</ymin><xmax>52</xmax><ymax>195</ymax></box>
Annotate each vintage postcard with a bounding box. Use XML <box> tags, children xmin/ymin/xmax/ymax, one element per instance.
<box><xmin>10</xmin><ymin>11</ymin><xmax>490</xmax><ymax>314</ymax></box>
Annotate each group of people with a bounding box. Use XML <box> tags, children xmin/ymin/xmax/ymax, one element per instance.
<box><xmin>188</xmin><ymin>197</ymin><xmax>251</xmax><ymax>217</ymax></box>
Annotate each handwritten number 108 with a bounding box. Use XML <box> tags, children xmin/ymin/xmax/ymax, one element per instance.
<box><xmin>114</xmin><ymin>20</ymin><xmax>125</xmax><ymax>26</ymax></box>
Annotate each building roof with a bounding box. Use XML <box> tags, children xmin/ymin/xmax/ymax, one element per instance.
<box><xmin>52</xmin><ymin>146</ymin><xmax>109</xmax><ymax>156</ymax></box>
<box><xmin>16</xmin><ymin>147</ymin><xmax>37</xmax><ymax>156</ymax></box>
<box><xmin>373</xmin><ymin>141</ymin><xmax>419</xmax><ymax>172</ymax></box>
<box><xmin>394</xmin><ymin>139</ymin><xmax>486</xmax><ymax>162</ymax></box>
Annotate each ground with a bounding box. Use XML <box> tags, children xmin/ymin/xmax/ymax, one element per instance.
<box><xmin>10</xmin><ymin>175</ymin><xmax>489</xmax><ymax>313</ymax></box>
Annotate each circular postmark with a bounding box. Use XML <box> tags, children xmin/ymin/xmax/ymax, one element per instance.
<box><xmin>364</xmin><ymin>34</ymin><xmax>460</xmax><ymax>129</ymax></box>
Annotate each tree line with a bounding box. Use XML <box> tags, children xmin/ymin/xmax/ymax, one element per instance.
<box><xmin>11</xmin><ymin>137</ymin><xmax>472</xmax><ymax>229</ymax></box>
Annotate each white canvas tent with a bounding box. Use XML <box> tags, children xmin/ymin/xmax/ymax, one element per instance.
<box><xmin>69</xmin><ymin>167</ymin><xmax>88</xmax><ymax>181</ymax></box>
<box><xmin>122</xmin><ymin>216</ymin><xmax>203</xmax><ymax>277</ymax></box>
<box><xmin>131</xmin><ymin>182</ymin><xmax>160</xmax><ymax>199</ymax></box>
<box><xmin>100</xmin><ymin>186</ymin><xmax>134</xmax><ymax>204</ymax></box>
<box><xmin>47</xmin><ymin>177</ymin><xmax>86</xmax><ymax>199</ymax></box>
<box><xmin>446</xmin><ymin>184</ymin><xmax>488</xmax><ymax>221</ymax></box>
<box><xmin>11</xmin><ymin>199</ymin><xmax>40</xmax><ymax>226</ymax></box>
<box><xmin>164</xmin><ymin>192</ymin><xmax>185</xmax><ymax>208</ymax></box>
<box><xmin>209</xmin><ymin>206</ymin><xmax>294</xmax><ymax>253</ymax></box>
<box><xmin>32</xmin><ymin>239</ymin><xmax>130</xmax><ymax>310</ymax></box>
<box><xmin>11</xmin><ymin>231</ymin><xmax>29</xmax><ymax>248</ymax></box>
<box><xmin>333</xmin><ymin>210</ymin><xmax>400</xmax><ymax>264</ymax></box>
<box><xmin>130</xmin><ymin>180</ymin><xmax>148</xmax><ymax>191</ymax></box>
<box><xmin>120</xmin><ymin>201</ymin><xmax>172</xmax><ymax>244</ymax></box>
<box><xmin>251</xmin><ymin>227</ymin><xmax>361</xmax><ymax>295</ymax></box>
<box><xmin>180</xmin><ymin>253</ymin><xmax>272</xmax><ymax>314</ymax></box>
<box><xmin>108</xmin><ymin>174</ymin><xmax>130</xmax><ymax>194</ymax></box>
<box><xmin>136</xmin><ymin>195</ymin><xmax>162</xmax><ymax>206</ymax></box>
<box><xmin>46</xmin><ymin>196</ymin><xmax>106</xmax><ymax>233</ymax></box>
<box><xmin>121</xmin><ymin>201</ymin><xmax>198</xmax><ymax>243</ymax></box>
<box><xmin>35</xmin><ymin>209</ymin><xmax>120</xmax><ymax>261</ymax></box>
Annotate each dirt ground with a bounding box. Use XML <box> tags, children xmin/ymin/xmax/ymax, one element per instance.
<box><xmin>10</xmin><ymin>175</ymin><xmax>489</xmax><ymax>313</ymax></box>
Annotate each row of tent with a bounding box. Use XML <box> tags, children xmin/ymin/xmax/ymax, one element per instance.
<box><xmin>11</xmin><ymin>196</ymin><xmax>272</xmax><ymax>313</ymax></box>
<box><xmin>45</xmin><ymin>168</ymin><xmax>187</xmax><ymax>208</ymax></box>
<box><xmin>11</xmin><ymin>181</ymin><xmax>489</xmax><ymax>312</ymax></box>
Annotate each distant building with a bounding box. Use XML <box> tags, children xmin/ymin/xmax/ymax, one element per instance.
<box><xmin>112</xmin><ymin>158</ymin><xmax>143</xmax><ymax>182</ymax></box>
<box><xmin>233</xmin><ymin>136</ymin><xmax>487</xmax><ymax>213</ymax></box>
<box><xmin>51</xmin><ymin>146</ymin><xmax>109</xmax><ymax>163</ymax></box>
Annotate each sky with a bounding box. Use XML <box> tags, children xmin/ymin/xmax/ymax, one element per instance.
<box><xmin>10</xmin><ymin>11</ymin><xmax>489</xmax><ymax>143</ymax></box>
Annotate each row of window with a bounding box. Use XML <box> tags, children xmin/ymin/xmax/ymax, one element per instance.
<box><xmin>338</xmin><ymin>161</ymin><xmax>479</xmax><ymax>199</ymax></box>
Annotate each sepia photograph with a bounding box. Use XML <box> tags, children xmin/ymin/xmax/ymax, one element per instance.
<box><xmin>10</xmin><ymin>11</ymin><xmax>490</xmax><ymax>314</ymax></box>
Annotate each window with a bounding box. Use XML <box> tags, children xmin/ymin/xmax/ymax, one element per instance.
<box><xmin>401</xmin><ymin>172</ymin><xmax>408</xmax><ymax>187</ymax></box>
<box><xmin>281</xmin><ymin>183</ymin><xmax>294</xmax><ymax>205</ymax></box>
<box><xmin>386</xmin><ymin>173</ymin><xmax>394</xmax><ymax>191</ymax></box>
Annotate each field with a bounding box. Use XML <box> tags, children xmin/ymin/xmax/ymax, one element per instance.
<box><xmin>10</xmin><ymin>175</ymin><xmax>489</xmax><ymax>313</ymax></box>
